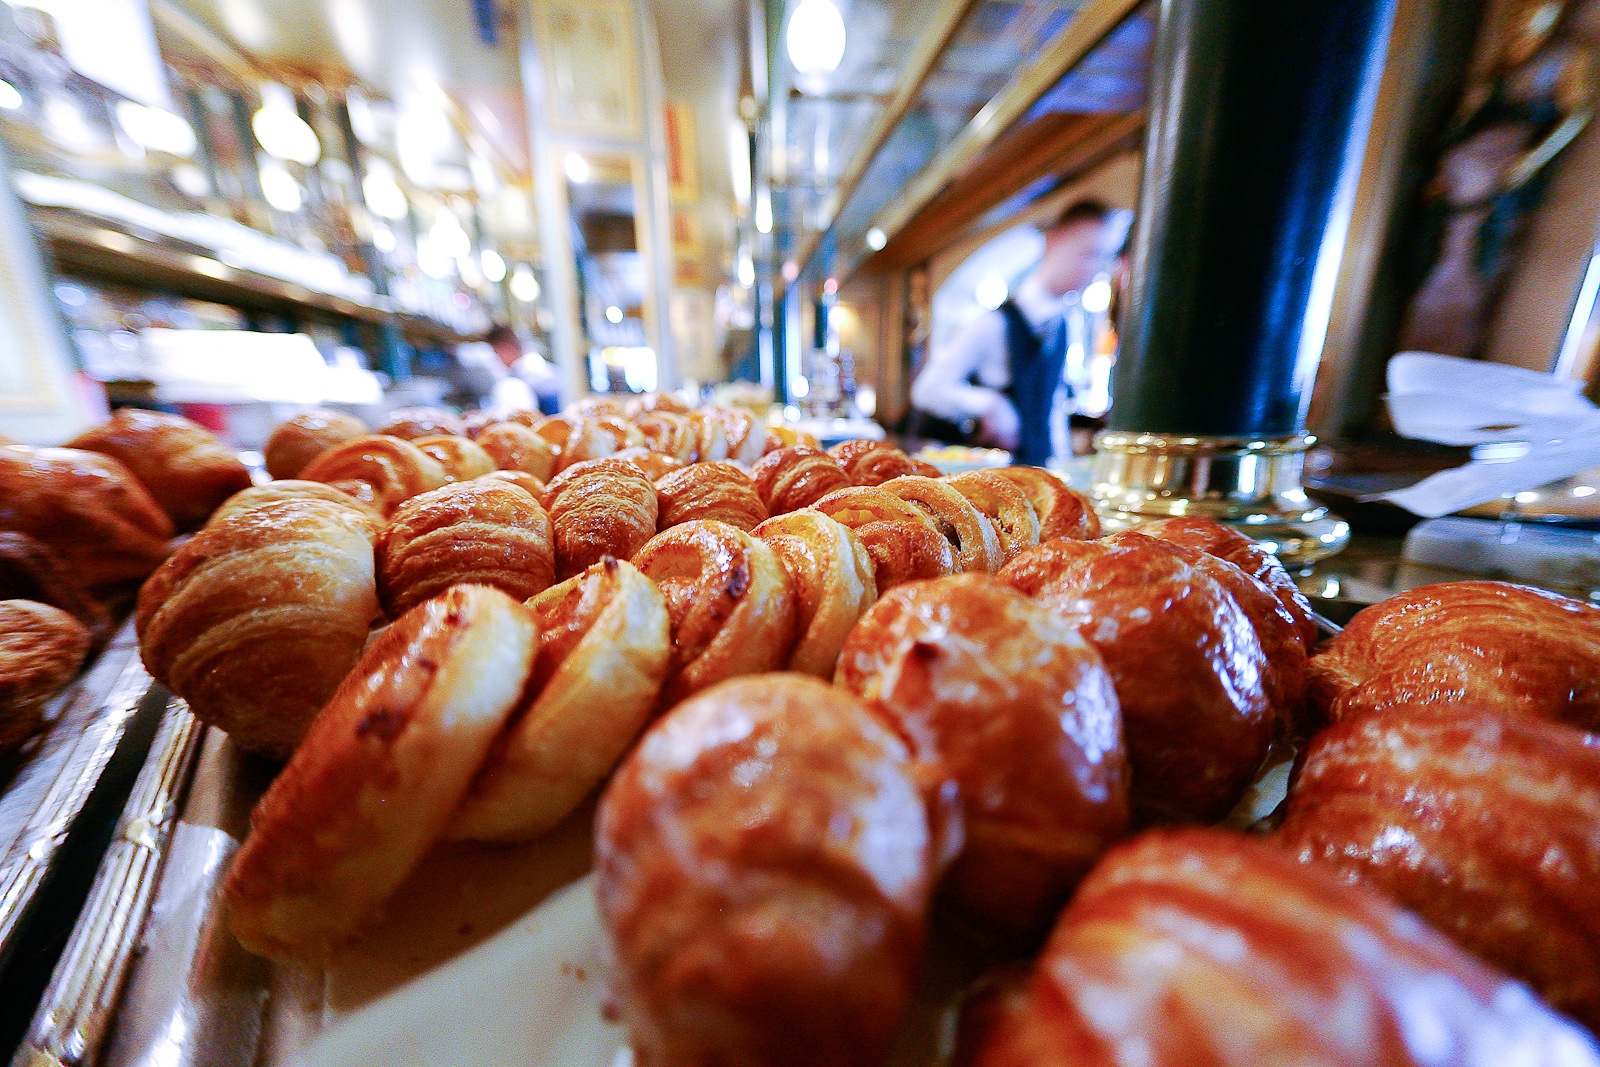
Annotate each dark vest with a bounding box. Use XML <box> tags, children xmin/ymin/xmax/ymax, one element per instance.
<box><xmin>998</xmin><ymin>299</ymin><xmax>1068</xmax><ymax>467</ymax></box>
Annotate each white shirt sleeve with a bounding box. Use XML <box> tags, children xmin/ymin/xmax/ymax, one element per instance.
<box><xmin>490</xmin><ymin>376</ymin><xmax>537</xmax><ymax>417</ymax></box>
<box><xmin>910</xmin><ymin>311</ymin><xmax>1014</xmax><ymax>423</ymax></box>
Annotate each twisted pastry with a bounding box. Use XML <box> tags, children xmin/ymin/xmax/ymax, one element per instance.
<box><xmin>632</xmin><ymin>411</ymin><xmax>697</xmax><ymax>462</ymax></box>
<box><xmin>299</xmin><ymin>434</ymin><xmax>449</xmax><ymax>517</ymax></box>
<box><xmin>706</xmin><ymin>404</ymin><xmax>765</xmax><ymax>466</ymax></box>
<box><xmin>625</xmin><ymin>391</ymin><xmax>690</xmax><ymax>417</ymax></box>
<box><xmin>534</xmin><ymin>414</ymin><xmax>618</xmax><ymax>471</ymax></box>
<box><xmin>68</xmin><ymin>408</ymin><xmax>252</xmax><ymax>531</ymax></box>
<box><xmin>828</xmin><ymin>438</ymin><xmax>940</xmax><ymax>485</ymax></box>
<box><xmin>881</xmin><ymin>474</ymin><xmax>1003</xmax><ymax>573</ymax></box>
<box><xmin>223</xmin><ymin>585</ymin><xmax>537</xmax><ymax>963</ymax></box>
<box><xmin>136</xmin><ymin>497</ymin><xmax>381</xmax><ymax>758</ymax></box>
<box><xmin>597</xmin><ymin>675</ymin><xmax>942</xmax><ymax>1067</ymax></box>
<box><xmin>762</xmin><ymin>424</ymin><xmax>821</xmax><ymax>452</ymax></box>
<box><xmin>475</xmin><ymin>469</ymin><xmax>547</xmax><ymax>500</ymax></box>
<box><xmin>1136</xmin><ymin>517</ymin><xmax>1317</xmax><ymax>651</ymax></box>
<box><xmin>213</xmin><ymin>480</ymin><xmax>383</xmax><ymax>526</ymax></box>
<box><xmin>571</xmin><ymin>395</ymin><xmax>630</xmax><ymax>418</ymax></box>
<box><xmin>999</xmin><ymin>535</ymin><xmax>1272</xmax><ymax>825</ymax></box>
<box><xmin>838</xmin><ymin>575</ymin><xmax>1127</xmax><ymax>940</ymax></box>
<box><xmin>0</xmin><ymin>445</ymin><xmax>174</xmax><ymax>594</ymax></box>
<box><xmin>944</xmin><ymin>469</ymin><xmax>1041</xmax><ymax>563</ymax></box>
<box><xmin>376</xmin><ymin>480</ymin><xmax>555</xmax><ymax>618</ymax></box>
<box><xmin>811</xmin><ymin>485</ymin><xmax>957</xmax><ymax>592</ymax></box>
<box><xmin>687</xmin><ymin>410</ymin><xmax>728</xmax><ymax>462</ymax></box>
<box><xmin>0</xmin><ymin>532</ymin><xmax>110</xmax><ymax>647</ymax></box>
<box><xmin>468</xmin><ymin>422</ymin><xmax>556</xmax><ymax>482</ymax></box>
<box><xmin>460</xmin><ymin>409</ymin><xmax>499</xmax><ymax>436</ymax></box>
<box><xmin>448</xmin><ymin>558</ymin><xmax>672</xmax><ymax>842</ymax></box>
<box><xmin>968</xmin><ymin>828</ymin><xmax>1600</xmax><ymax>1067</ymax></box>
<box><xmin>752</xmin><ymin>510</ymin><xmax>876</xmax><ymax>677</ymax></box>
<box><xmin>264</xmin><ymin>408</ymin><xmax>368</xmax><ymax>479</ymax></box>
<box><xmin>654</xmin><ymin>461</ymin><xmax>768</xmax><ymax>532</ymax></box>
<box><xmin>612</xmin><ymin>447</ymin><xmax>685</xmax><ymax>481</ymax></box>
<box><xmin>372</xmin><ymin>406</ymin><xmax>466</xmax><ymax>439</ymax></box>
<box><xmin>991</xmin><ymin>466</ymin><xmax>1099</xmax><ymax>540</ymax></box>
<box><xmin>1306</xmin><ymin>580</ymin><xmax>1600</xmax><ymax>729</ymax></box>
<box><xmin>544</xmin><ymin>458</ymin><xmax>659</xmax><ymax>579</ymax></box>
<box><xmin>630</xmin><ymin>520</ymin><xmax>797</xmax><ymax>705</ymax></box>
<box><xmin>750</xmin><ymin>445</ymin><xmax>850</xmax><ymax>515</ymax></box>
<box><xmin>594</xmin><ymin>413</ymin><xmax>647</xmax><ymax>452</ymax></box>
<box><xmin>411</xmin><ymin>433</ymin><xmax>496</xmax><ymax>482</ymax></box>
<box><xmin>0</xmin><ymin>599</ymin><xmax>90</xmax><ymax>755</ymax></box>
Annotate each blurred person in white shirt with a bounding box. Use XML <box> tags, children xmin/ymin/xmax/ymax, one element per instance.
<box><xmin>910</xmin><ymin>199</ymin><xmax>1114</xmax><ymax>466</ymax></box>
<box><xmin>460</xmin><ymin>324</ymin><xmax>561</xmax><ymax>417</ymax></box>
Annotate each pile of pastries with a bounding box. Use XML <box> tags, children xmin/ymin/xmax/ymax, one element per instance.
<box><xmin>29</xmin><ymin>393</ymin><xmax>1600</xmax><ymax>1065</ymax></box>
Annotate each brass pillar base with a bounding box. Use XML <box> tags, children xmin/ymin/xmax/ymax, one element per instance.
<box><xmin>1088</xmin><ymin>431</ymin><xmax>1350</xmax><ymax>567</ymax></box>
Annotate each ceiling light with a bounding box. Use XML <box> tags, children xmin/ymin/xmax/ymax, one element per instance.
<box><xmin>737</xmin><ymin>252</ymin><xmax>755</xmax><ymax>288</ymax></box>
<box><xmin>786</xmin><ymin>0</ymin><xmax>847</xmax><ymax>76</ymax></box>
<box><xmin>252</xmin><ymin>84</ymin><xmax>321</xmax><ymax>165</ymax></box>
<box><xmin>755</xmin><ymin>190</ymin><xmax>773</xmax><ymax>234</ymax></box>
<box><xmin>362</xmin><ymin>159</ymin><xmax>409</xmax><ymax>220</ymax></box>
<box><xmin>258</xmin><ymin>161</ymin><xmax>303</xmax><ymax>213</ymax></box>
<box><xmin>371</xmin><ymin>222</ymin><xmax>396</xmax><ymax>253</ymax></box>
<box><xmin>0</xmin><ymin>81</ymin><xmax>22</xmax><ymax>110</ymax></box>
<box><xmin>511</xmin><ymin>265</ymin><xmax>541</xmax><ymax>302</ymax></box>
<box><xmin>564</xmin><ymin>153</ymin><xmax>591</xmax><ymax>183</ymax></box>
<box><xmin>865</xmin><ymin>226</ymin><xmax>886</xmax><ymax>251</ymax></box>
<box><xmin>115</xmin><ymin>100</ymin><xmax>196</xmax><ymax>157</ymax></box>
<box><xmin>481</xmin><ymin>249</ymin><xmax>506</xmax><ymax>282</ymax></box>
<box><xmin>605</xmin><ymin>305</ymin><xmax>624</xmax><ymax>323</ymax></box>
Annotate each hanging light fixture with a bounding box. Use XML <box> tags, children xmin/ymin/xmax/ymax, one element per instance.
<box><xmin>252</xmin><ymin>83</ymin><xmax>321</xmax><ymax>165</ymax></box>
<box><xmin>786</xmin><ymin>0</ymin><xmax>846</xmax><ymax>78</ymax></box>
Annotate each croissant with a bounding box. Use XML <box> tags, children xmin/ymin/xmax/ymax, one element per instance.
<box><xmin>612</xmin><ymin>446</ymin><xmax>685</xmax><ymax>481</ymax></box>
<box><xmin>706</xmin><ymin>404</ymin><xmax>765</xmax><ymax>466</ymax></box>
<box><xmin>593</xmin><ymin>413</ymin><xmax>647</xmax><ymax>452</ymax></box>
<box><xmin>299</xmin><ymin>434</ymin><xmax>449</xmax><ymax>517</ymax></box>
<box><xmin>475</xmin><ymin>469</ymin><xmax>547</xmax><ymax>499</ymax></box>
<box><xmin>632</xmin><ymin>411</ymin><xmax>697</xmax><ymax>463</ymax></box>
<box><xmin>213</xmin><ymin>480</ymin><xmax>383</xmax><ymax>526</ymax></box>
<box><xmin>966</xmin><ymin>828</ymin><xmax>1599</xmax><ymax>1067</ymax></box>
<box><xmin>837</xmin><ymin>575</ymin><xmax>1127</xmax><ymax>940</ymax></box>
<box><xmin>828</xmin><ymin>438</ymin><xmax>940</xmax><ymax>485</ymax></box>
<box><xmin>136</xmin><ymin>497</ymin><xmax>381</xmax><ymax>758</ymax></box>
<box><xmin>750</xmin><ymin>445</ymin><xmax>851</xmax><ymax>515</ymax></box>
<box><xmin>410</xmin><ymin>433</ymin><xmax>496</xmax><ymax>482</ymax></box>
<box><xmin>991</xmin><ymin>466</ymin><xmax>1099</xmax><ymax>540</ymax></box>
<box><xmin>944</xmin><ymin>470</ymin><xmax>1041</xmax><ymax>563</ymax></box>
<box><xmin>535</xmin><ymin>414</ymin><xmax>617</xmax><ymax>472</ymax></box>
<box><xmin>763</xmin><ymin>425</ymin><xmax>821</xmax><ymax>452</ymax></box>
<box><xmin>447</xmin><ymin>558</ymin><xmax>672</xmax><ymax>842</ymax></box>
<box><xmin>67</xmin><ymin>408</ymin><xmax>252</xmax><ymax>531</ymax></box>
<box><xmin>1277</xmin><ymin>707</ymin><xmax>1600</xmax><ymax>1031</ymax></box>
<box><xmin>811</xmin><ymin>485</ymin><xmax>958</xmax><ymax>592</ymax></box>
<box><xmin>0</xmin><ymin>445</ymin><xmax>174</xmax><ymax>595</ymax></box>
<box><xmin>654</xmin><ymin>461</ymin><xmax>769</xmax><ymax>531</ymax></box>
<box><xmin>625</xmin><ymin>391</ymin><xmax>690</xmax><ymax>417</ymax></box>
<box><xmin>596</xmin><ymin>674</ymin><xmax>942</xmax><ymax>1067</ymax></box>
<box><xmin>571</xmin><ymin>395</ymin><xmax>630</xmax><ymax>418</ymax></box>
<box><xmin>223</xmin><ymin>585</ymin><xmax>537</xmax><ymax>963</ymax></box>
<box><xmin>544</xmin><ymin>458</ymin><xmax>659</xmax><ymax>579</ymax></box>
<box><xmin>372</xmin><ymin>406</ymin><xmax>466</xmax><ymax>440</ymax></box>
<box><xmin>263</xmin><ymin>408</ymin><xmax>367</xmax><ymax>480</ymax></box>
<box><xmin>881</xmin><ymin>475</ymin><xmax>1003</xmax><ymax>573</ymax></box>
<box><xmin>630</xmin><ymin>520</ymin><xmax>797</xmax><ymax>705</ymax></box>
<box><xmin>1306</xmin><ymin>580</ymin><xmax>1600</xmax><ymax>729</ymax></box>
<box><xmin>0</xmin><ymin>532</ymin><xmax>110</xmax><ymax>648</ymax></box>
<box><xmin>687</xmin><ymin>410</ymin><xmax>728</xmax><ymax>462</ymax></box>
<box><xmin>460</xmin><ymin>421</ymin><xmax>555</xmax><ymax>481</ymax></box>
<box><xmin>376</xmin><ymin>480</ymin><xmax>555</xmax><ymax>618</ymax></box>
<box><xmin>752</xmin><ymin>511</ymin><xmax>876</xmax><ymax>677</ymax></box>
<box><xmin>999</xmin><ymin>535</ymin><xmax>1273</xmax><ymax>825</ymax></box>
<box><xmin>0</xmin><ymin>599</ymin><xmax>91</xmax><ymax>755</ymax></box>
<box><xmin>1136</xmin><ymin>517</ymin><xmax>1317</xmax><ymax>651</ymax></box>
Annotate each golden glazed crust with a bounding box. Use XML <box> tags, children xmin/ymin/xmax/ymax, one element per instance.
<box><xmin>472</xmin><ymin>422</ymin><xmax>557</xmax><ymax>482</ymax></box>
<box><xmin>632</xmin><ymin>412</ymin><xmax>698</xmax><ymax>463</ymax></box>
<box><xmin>223</xmin><ymin>585</ymin><xmax>538</xmax><ymax>964</ymax></box>
<box><xmin>213</xmin><ymin>481</ymin><xmax>383</xmax><ymax>526</ymax></box>
<box><xmin>810</xmin><ymin>485</ymin><xmax>957</xmax><ymax>592</ymax></box>
<box><xmin>827</xmin><ymin>439</ymin><xmax>940</xmax><ymax>485</ymax></box>
<box><xmin>299</xmin><ymin>434</ymin><xmax>449</xmax><ymax>518</ymax></box>
<box><xmin>990</xmin><ymin>466</ymin><xmax>1098</xmax><ymax>541</ymax></box>
<box><xmin>0</xmin><ymin>532</ymin><xmax>110</xmax><ymax>647</ymax></box>
<box><xmin>410</xmin><ymin>434</ymin><xmax>496</xmax><ymax>482</ymax></box>
<box><xmin>372</xmin><ymin>406</ymin><xmax>466</xmax><ymax>440</ymax></box>
<box><xmin>653</xmin><ymin>462</ymin><xmax>769</xmax><ymax>532</ymax></box>
<box><xmin>544</xmin><ymin>458</ymin><xmax>659</xmax><ymax>579</ymax></box>
<box><xmin>753</xmin><ymin>510</ymin><xmax>877</xmax><ymax>678</ymax></box>
<box><xmin>264</xmin><ymin>408</ymin><xmax>368</xmax><ymax>480</ymax></box>
<box><xmin>67</xmin><ymin>408</ymin><xmax>252</xmax><ymax>531</ymax></box>
<box><xmin>944</xmin><ymin>470</ymin><xmax>1042</xmax><ymax>563</ymax></box>
<box><xmin>880</xmin><ymin>475</ymin><xmax>1004</xmax><ymax>574</ymax></box>
<box><xmin>0</xmin><ymin>598</ymin><xmax>90</xmax><ymax>714</ymax></box>
<box><xmin>750</xmin><ymin>445</ymin><xmax>851</xmax><ymax>516</ymax></box>
<box><xmin>136</xmin><ymin>497</ymin><xmax>381</xmax><ymax>758</ymax></box>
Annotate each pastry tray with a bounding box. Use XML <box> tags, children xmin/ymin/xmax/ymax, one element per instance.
<box><xmin>11</xmin><ymin>611</ymin><xmax>1346</xmax><ymax>1067</ymax></box>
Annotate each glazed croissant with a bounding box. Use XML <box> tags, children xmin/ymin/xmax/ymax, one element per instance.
<box><xmin>626</xmin><ymin>391</ymin><xmax>690</xmax><ymax>417</ymax></box>
<box><xmin>470</xmin><ymin>422</ymin><xmax>556</xmax><ymax>482</ymax></box>
<box><xmin>0</xmin><ymin>445</ymin><xmax>175</xmax><ymax>595</ymax></box>
<box><xmin>213</xmin><ymin>480</ymin><xmax>384</xmax><ymax>526</ymax></box>
<box><xmin>299</xmin><ymin>434</ymin><xmax>449</xmax><ymax>517</ymax></box>
<box><xmin>632</xmin><ymin>411</ymin><xmax>697</xmax><ymax>463</ymax></box>
<box><xmin>880</xmin><ymin>475</ymin><xmax>1003</xmax><ymax>573</ymax></box>
<box><xmin>264</xmin><ymin>408</ymin><xmax>368</xmax><ymax>480</ymax></box>
<box><xmin>411</xmin><ymin>434</ymin><xmax>496</xmax><ymax>482</ymax></box>
<box><xmin>534</xmin><ymin>414</ymin><xmax>617</xmax><ymax>471</ymax></box>
<box><xmin>372</xmin><ymin>406</ymin><xmax>466</xmax><ymax>440</ymax></box>
<box><xmin>1277</xmin><ymin>707</ymin><xmax>1600</xmax><ymax>1031</ymax></box>
<box><xmin>544</xmin><ymin>458</ymin><xmax>659</xmax><ymax>579</ymax></box>
<box><xmin>596</xmin><ymin>674</ymin><xmax>943</xmax><ymax>1067</ymax></box>
<box><xmin>1000</xmin><ymin>534</ymin><xmax>1274</xmax><ymax>825</ymax></box>
<box><xmin>653</xmin><ymin>461</ymin><xmax>769</xmax><ymax>531</ymax></box>
<box><xmin>943</xmin><ymin>470</ymin><xmax>1041</xmax><ymax>563</ymax></box>
<box><xmin>828</xmin><ymin>438</ymin><xmax>940</xmax><ymax>485</ymax></box>
<box><xmin>376</xmin><ymin>479</ymin><xmax>555</xmax><ymax>618</ymax></box>
<box><xmin>811</xmin><ymin>485</ymin><xmax>958</xmax><ymax>592</ymax></box>
<box><xmin>991</xmin><ymin>466</ymin><xmax>1098</xmax><ymax>541</ymax></box>
<box><xmin>67</xmin><ymin>408</ymin><xmax>252</xmax><ymax>531</ymax></box>
<box><xmin>966</xmin><ymin>828</ymin><xmax>1600</xmax><ymax>1067</ymax></box>
<box><xmin>612</xmin><ymin>447</ymin><xmax>685</xmax><ymax>482</ymax></box>
<box><xmin>630</xmin><ymin>519</ymin><xmax>797</xmax><ymax>705</ymax></box>
<box><xmin>687</xmin><ymin>410</ymin><xmax>728</xmax><ymax>462</ymax></box>
<box><xmin>750</xmin><ymin>445</ymin><xmax>851</xmax><ymax>515</ymax></box>
<box><xmin>752</xmin><ymin>510</ymin><xmax>876</xmax><ymax>677</ymax></box>
<box><xmin>1306</xmin><ymin>580</ymin><xmax>1600</xmax><ymax>729</ymax></box>
<box><xmin>136</xmin><ymin>497</ymin><xmax>381</xmax><ymax>758</ymax></box>
<box><xmin>762</xmin><ymin>424</ymin><xmax>821</xmax><ymax>452</ymax></box>
<box><xmin>224</xmin><ymin>585</ymin><xmax>537</xmax><ymax>963</ymax></box>
<box><xmin>837</xmin><ymin>574</ymin><xmax>1128</xmax><ymax>941</ymax></box>
<box><xmin>0</xmin><ymin>599</ymin><xmax>91</xmax><ymax>755</ymax></box>
<box><xmin>706</xmin><ymin>404</ymin><xmax>765</xmax><ymax>466</ymax></box>
<box><xmin>447</xmin><ymin>557</ymin><xmax>671</xmax><ymax>842</ymax></box>
<box><xmin>0</xmin><ymin>532</ymin><xmax>110</xmax><ymax>648</ymax></box>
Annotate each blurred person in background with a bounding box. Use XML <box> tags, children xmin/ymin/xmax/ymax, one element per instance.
<box><xmin>910</xmin><ymin>198</ymin><xmax>1114</xmax><ymax>466</ymax></box>
<box><xmin>460</xmin><ymin>324</ymin><xmax>561</xmax><ymax>416</ymax></box>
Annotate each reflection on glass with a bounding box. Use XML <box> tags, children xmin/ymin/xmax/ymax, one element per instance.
<box><xmin>566</xmin><ymin>150</ymin><xmax>655</xmax><ymax>393</ymax></box>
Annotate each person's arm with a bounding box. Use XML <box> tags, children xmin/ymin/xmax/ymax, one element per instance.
<box><xmin>910</xmin><ymin>313</ymin><xmax>1020</xmax><ymax>448</ymax></box>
